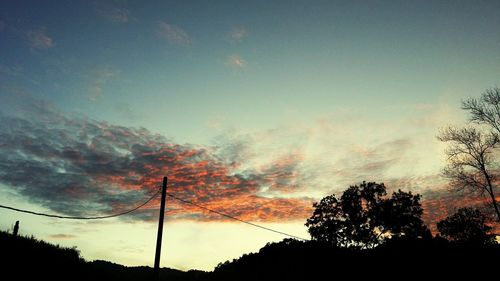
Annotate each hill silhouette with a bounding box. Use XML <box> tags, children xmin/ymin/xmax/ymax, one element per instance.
<box><xmin>209</xmin><ymin>237</ymin><xmax>500</xmax><ymax>280</ymax></box>
<box><xmin>87</xmin><ymin>260</ymin><xmax>206</xmax><ymax>281</ymax></box>
<box><xmin>2</xmin><ymin>230</ymin><xmax>499</xmax><ymax>281</ymax></box>
<box><xmin>2</xmin><ymin>180</ymin><xmax>499</xmax><ymax>280</ymax></box>
<box><xmin>0</xmin><ymin>230</ymin><xmax>86</xmax><ymax>280</ymax></box>
<box><xmin>0</xmin><ymin>230</ymin><xmax>206</xmax><ymax>281</ymax></box>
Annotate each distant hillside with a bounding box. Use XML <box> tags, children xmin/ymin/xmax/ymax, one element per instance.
<box><xmin>86</xmin><ymin>260</ymin><xmax>206</xmax><ymax>281</ymax></box>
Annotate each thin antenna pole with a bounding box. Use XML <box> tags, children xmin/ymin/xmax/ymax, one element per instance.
<box><xmin>154</xmin><ymin>177</ymin><xmax>168</xmax><ymax>280</ymax></box>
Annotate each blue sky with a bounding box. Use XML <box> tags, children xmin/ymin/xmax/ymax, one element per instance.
<box><xmin>0</xmin><ymin>0</ymin><xmax>499</xmax><ymax>271</ymax></box>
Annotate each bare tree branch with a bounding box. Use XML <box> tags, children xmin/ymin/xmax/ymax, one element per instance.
<box><xmin>462</xmin><ymin>88</ymin><xmax>500</xmax><ymax>135</ymax></box>
<box><xmin>440</xmin><ymin>88</ymin><xmax>500</xmax><ymax>222</ymax></box>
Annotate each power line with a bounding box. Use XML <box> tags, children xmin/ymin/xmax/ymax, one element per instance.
<box><xmin>0</xmin><ymin>185</ymin><xmax>309</xmax><ymax>240</ymax></box>
<box><xmin>0</xmin><ymin>189</ymin><xmax>161</xmax><ymax>220</ymax></box>
<box><xmin>165</xmin><ymin>192</ymin><xmax>309</xmax><ymax>241</ymax></box>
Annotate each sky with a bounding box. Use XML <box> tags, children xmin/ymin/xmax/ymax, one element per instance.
<box><xmin>1</xmin><ymin>0</ymin><xmax>500</xmax><ymax>271</ymax></box>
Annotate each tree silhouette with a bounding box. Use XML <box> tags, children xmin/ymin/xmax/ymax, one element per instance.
<box><xmin>437</xmin><ymin>207</ymin><xmax>493</xmax><ymax>244</ymax></box>
<box><xmin>305</xmin><ymin>182</ymin><xmax>429</xmax><ymax>248</ymax></box>
<box><xmin>438</xmin><ymin>126</ymin><xmax>500</xmax><ymax>222</ymax></box>
<box><xmin>374</xmin><ymin>190</ymin><xmax>431</xmax><ymax>240</ymax></box>
<box><xmin>462</xmin><ymin>87</ymin><xmax>500</xmax><ymax>134</ymax></box>
<box><xmin>438</xmin><ymin>87</ymin><xmax>500</xmax><ymax>221</ymax></box>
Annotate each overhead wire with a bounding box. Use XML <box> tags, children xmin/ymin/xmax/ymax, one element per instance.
<box><xmin>0</xmin><ymin>183</ymin><xmax>309</xmax><ymax>240</ymax></box>
<box><xmin>165</xmin><ymin>192</ymin><xmax>309</xmax><ymax>241</ymax></box>
<box><xmin>0</xmin><ymin>189</ymin><xmax>161</xmax><ymax>220</ymax></box>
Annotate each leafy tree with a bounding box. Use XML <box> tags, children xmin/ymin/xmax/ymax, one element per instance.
<box><xmin>438</xmin><ymin>87</ymin><xmax>500</xmax><ymax>222</ymax></box>
<box><xmin>305</xmin><ymin>182</ymin><xmax>429</xmax><ymax>249</ymax></box>
<box><xmin>374</xmin><ymin>190</ymin><xmax>431</xmax><ymax>239</ymax></box>
<box><xmin>437</xmin><ymin>207</ymin><xmax>493</xmax><ymax>244</ymax></box>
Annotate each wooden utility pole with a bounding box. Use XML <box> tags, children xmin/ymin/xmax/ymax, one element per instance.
<box><xmin>13</xmin><ymin>221</ymin><xmax>19</xmax><ymax>236</ymax></box>
<box><xmin>154</xmin><ymin>177</ymin><xmax>168</xmax><ymax>280</ymax></box>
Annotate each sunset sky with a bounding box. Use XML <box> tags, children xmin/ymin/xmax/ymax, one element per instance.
<box><xmin>1</xmin><ymin>0</ymin><xmax>500</xmax><ymax>271</ymax></box>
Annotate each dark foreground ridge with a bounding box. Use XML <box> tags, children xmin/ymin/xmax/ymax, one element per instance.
<box><xmin>0</xmin><ymin>231</ymin><xmax>206</xmax><ymax>281</ymax></box>
<box><xmin>1</xmin><ymin>230</ymin><xmax>499</xmax><ymax>281</ymax></box>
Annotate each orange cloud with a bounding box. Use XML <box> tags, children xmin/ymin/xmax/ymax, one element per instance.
<box><xmin>422</xmin><ymin>189</ymin><xmax>500</xmax><ymax>234</ymax></box>
<box><xmin>2</xmin><ymin>99</ymin><xmax>497</xmax><ymax>231</ymax></box>
<box><xmin>0</xmin><ymin>102</ymin><xmax>312</xmax><ymax>222</ymax></box>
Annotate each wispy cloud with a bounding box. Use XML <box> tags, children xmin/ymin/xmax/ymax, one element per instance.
<box><xmin>205</xmin><ymin>104</ymin><xmax>475</xmax><ymax>229</ymax></box>
<box><xmin>207</xmin><ymin>114</ymin><xmax>225</xmax><ymax>129</ymax></box>
<box><xmin>88</xmin><ymin>66</ymin><xmax>118</xmax><ymax>101</ymax></box>
<box><xmin>0</xmin><ymin>64</ymin><xmax>23</xmax><ymax>77</ymax></box>
<box><xmin>226</xmin><ymin>54</ymin><xmax>247</xmax><ymax>68</ymax></box>
<box><xmin>419</xmin><ymin>184</ymin><xmax>500</xmax><ymax>233</ymax></box>
<box><xmin>157</xmin><ymin>21</ymin><xmax>191</xmax><ymax>47</ymax></box>
<box><xmin>26</xmin><ymin>27</ymin><xmax>54</xmax><ymax>49</ymax></box>
<box><xmin>114</xmin><ymin>102</ymin><xmax>142</xmax><ymax>120</ymax></box>
<box><xmin>330</xmin><ymin>139</ymin><xmax>414</xmax><ymax>184</ymax></box>
<box><xmin>94</xmin><ymin>1</ymin><xmax>132</xmax><ymax>24</ymax></box>
<box><xmin>228</xmin><ymin>27</ymin><xmax>247</xmax><ymax>42</ymax></box>
<box><xmin>48</xmin><ymin>233</ymin><xmax>77</xmax><ymax>239</ymax></box>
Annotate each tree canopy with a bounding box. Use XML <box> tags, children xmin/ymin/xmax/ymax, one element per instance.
<box><xmin>437</xmin><ymin>207</ymin><xmax>493</xmax><ymax>245</ymax></box>
<box><xmin>305</xmin><ymin>182</ymin><xmax>430</xmax><ymax>249</ymax></box>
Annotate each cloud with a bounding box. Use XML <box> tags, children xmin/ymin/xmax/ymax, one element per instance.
<box><xmin>203</xmin><ymin>105</ymin><xmax>494</xmax><ymax>230</ymax></box>
<box><xmin>226</xmin><ymin>54</ymin><xmax>247</xmax><ymax>68</ymax></box>
<box><xmin>0</xmin><ymin>64</ymin><xmax>23</xmax><ymax>77</ymax></box>
<box><xmin>0</xmin><ymin>100</ymin><xmax>312</xmax><ymax>222</ymax></box>
<box><xmin>94</xmin><ymin>1</ymin><xmax>132</xmax><ymax>24</ymax></box>
<box><xmin>228</xmin><ymin>27</ymin><xmax>247</xmax><ymax>42</ymax></box>
<box><xmin>88</xmin><ymin>66</ymin><xmax>117</xmax><ymax>101</ymax></box>
<box><xmin>206</xmin><ymin>114</ymin><xmax>225</xmax><ymax>129</ymax></box>
<box><xmin>329</xmin><ymin>139</ymin><xmax>414</xmax><ymax>185</ymax></box>
<box><xmin>0</xmin><ymin>97</ymin><xmax>489</xmax><ymax>229</ymax></box>
<box><xmin>48</xmin><ymin>233</ymin><xmax>77</xmax><ymax>239</ymax></box>
<box><xmin>114</xmin><ymin>102</ymin><xmax>142</xmax><ymax>120</ymax></box>
<box><xmin>420</xmin><ymin>187</ymin><xmax>500</xmax><ymax>233</ymax></box>
<box><xmin>26</xmin><ymin>27</ymin><xmax>54</xmax><ymax>49</ymax></box>
<box><xmin>157</xmin><ymin>21</ymin><xmax>191</xmax><ymax>47</ymax></box>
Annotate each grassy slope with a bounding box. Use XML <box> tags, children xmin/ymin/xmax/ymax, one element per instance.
<box><xmin>0</xmin><ymin>230</ymin><xmax>206</xmax><ymax>281</ymax></box>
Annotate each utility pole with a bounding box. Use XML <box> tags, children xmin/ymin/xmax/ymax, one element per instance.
<box><xmin>13</xmin><ymin>221</ymin><xmax>19</xmax><ymax>236</ymax></box>
<box><xmin>154</xmin><ymin>177</ymin><xmax>168</xmax><ymax>280</ymax></box>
